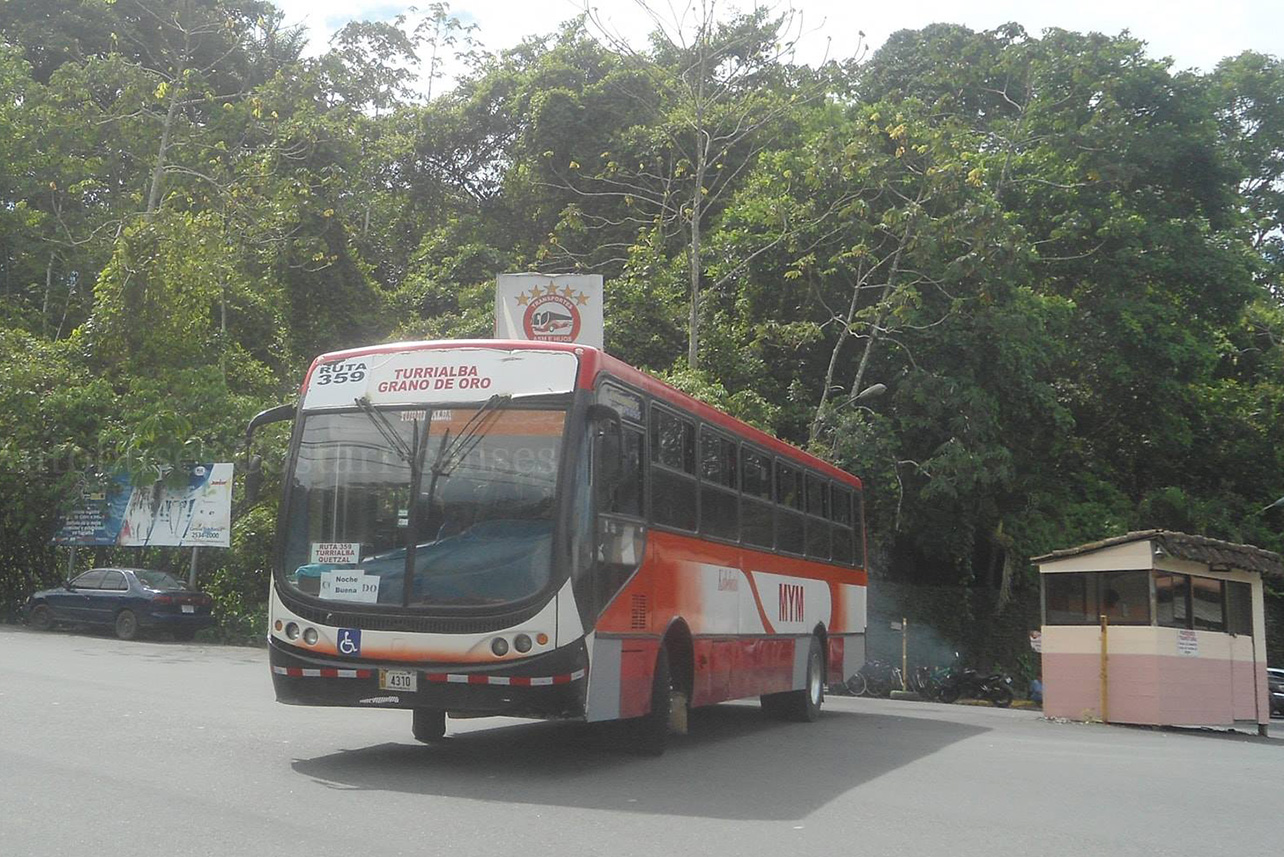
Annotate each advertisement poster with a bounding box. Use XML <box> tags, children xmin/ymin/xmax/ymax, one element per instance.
<box><xmin>54</xmin><ymin>464</ymin><xmax>234</xmax><ymax>548</ymax></box>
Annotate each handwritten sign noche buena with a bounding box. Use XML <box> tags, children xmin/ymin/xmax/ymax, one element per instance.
<box><xmin>301</xmin><ymin>347</ymin><xmax>580</xmax><ymax>409</ymax></box>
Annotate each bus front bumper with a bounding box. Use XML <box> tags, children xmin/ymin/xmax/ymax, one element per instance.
<box><xmin>268</xmin><ymin>636</ymin><xmax>589</xmax><ymax>719</ymax></box>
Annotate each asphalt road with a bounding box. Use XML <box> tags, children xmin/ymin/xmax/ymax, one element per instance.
<box><xmin>2</xmin><ymin>624</ymin><xmax>1281</xmax><ymax>857</ymax></box>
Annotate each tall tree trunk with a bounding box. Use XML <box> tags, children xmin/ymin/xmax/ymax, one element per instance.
<box><xmin>809</xmin><ymin>269</ymin><xmax>864</xmax><ymax>443</ymax></box>
<box><xmin>146</xmin><ymin>85</ymin><xmax>183</xmax><ymax>216</ymax></box>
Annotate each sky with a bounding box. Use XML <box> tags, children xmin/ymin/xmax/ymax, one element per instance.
<box><xmin>271</xmin><ymin>0</ymin><xmax>1284</xmax><ymax>81</ymax></box>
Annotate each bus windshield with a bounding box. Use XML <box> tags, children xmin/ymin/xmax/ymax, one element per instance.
<box><xmin>281</xmin><ymin>405</ymin><xmax>566</xmax><ymax>609</ymax></box>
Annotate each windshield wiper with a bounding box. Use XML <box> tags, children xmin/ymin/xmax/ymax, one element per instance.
<box><xmin>356</xmin><ymin>394</ymin><xmax>510</xmax><ymax>606</ymax></box>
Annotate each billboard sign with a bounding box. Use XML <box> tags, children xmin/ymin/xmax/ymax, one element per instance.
<box><xmin>494</xmin><ymin>273</ymin><xmax>604</xmax><ymax>348</ymax></box>
<box><xmin>54</xmin><ymin>463</ymin><xmax>234</xmax><ymax>548</ymax></box>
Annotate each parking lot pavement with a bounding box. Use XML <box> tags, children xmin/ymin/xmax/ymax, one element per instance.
<box><xmin>2</xmin><ymin>624</ymin><xmax>1281</xmax><ymax>857</ymax></box>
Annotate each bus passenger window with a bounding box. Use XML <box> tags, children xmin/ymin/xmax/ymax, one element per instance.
<box><xmin>775</xmin><ymin>463</ymin><xmax>801</xmax><ymax>510</ymax></box>
<box><xmin>831</xmin><ymin>487</ymin><xmax>855</xmax><ymax>565</ymax></box>
<box><xmin>651</xmin><ymin>408</ymin><xmax>694</xmax><ymax>474</ymax></box>
<box><xmin>804</xmin><ymin>475</ymin><xmax>830</xmax><ymax>559</ymax></box>
<box><xmin>741</xmin><ymin>447</ymin><xmax>774</xmax><ymax>549</ymax></box>
<box><xmin>741</xmin><ymin>448</ymin><xmax>772</xmax><ymax>499</ymax></box>
<box><xmin>650</xmin><ymin>408</ymin><xmax>697</xmax><ymax>530</ymax></box>
<box><xmin>776</xmin><ymin>462</ymin><xmax>804</xmax><ymax>553</ymax></box>
<box><xmin>699</xmin><ymin>428</ymin><xmax>739</xmax><ymax>541</ymax></box>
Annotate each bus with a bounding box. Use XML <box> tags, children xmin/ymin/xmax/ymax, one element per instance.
<box><xmin>249</xmin><ymin>340</ymin><xmax>868</xmax><ymax>752</ymax></box>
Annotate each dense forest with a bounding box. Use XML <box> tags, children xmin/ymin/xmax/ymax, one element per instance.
<box><xmin>1</xmin><ymin>0</ymin><xmax>1282</xmax><ymax>633</ymax></box>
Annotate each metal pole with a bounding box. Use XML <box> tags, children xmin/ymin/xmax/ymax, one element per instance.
<box><xmin>67</xmin><ymin>545</ymin><xmax>77</xmax><ymax>581</ymax></box>
<box><xmin>189</xmin><ymin>546</ymin><xmax>199</xmax><ymax>589</ymax></box>
<box><xmin>1099</xmin><ymin>613</ymin><xmax>1109</xmax><ymax>723</ymax></box>
<box><xmin>901</xmin><ymin>617</ymin><xmax>908</xmax><ymax>691</ymax></box>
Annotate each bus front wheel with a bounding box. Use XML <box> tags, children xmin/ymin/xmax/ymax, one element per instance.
<box><xmin>411</xmin><ymin>708</ymin><xmax>447</xmax><ymax>742</ymax></box>
<box><xmin>632</xmin><ymin>647</ymin><xmax>673</xmax><ymax>756</ymax></box>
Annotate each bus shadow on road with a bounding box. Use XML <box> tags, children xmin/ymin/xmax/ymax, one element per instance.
<box><xmin>291</xmin><ymin>703</ymin><xmax>988</xmax><ymax>820</ymax></box>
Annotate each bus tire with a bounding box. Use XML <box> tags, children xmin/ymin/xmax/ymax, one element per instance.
<box><xmin>764</xmin><ymin>637</ymin><xmax>824</xmax><ymax>722</ymax></box>
<box><xmin>412</xmin><ymin>708</ymin><xmax>447</xmax><ymax>742</ymax></box>
<box><xmin>633</xmin><ymin>647</ymin><xmax>672</xmax><ymax>756</ymax></box>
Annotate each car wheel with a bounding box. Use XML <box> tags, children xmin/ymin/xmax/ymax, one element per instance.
<box><xmin>29</xmin><ymin>604</ymin><xmax>53</xmax><ymax>631</ymax></box>
<box><xmin>114</xmin><ymin>609</ymin><xmax>139</xmax><ymax>641</ymax></box>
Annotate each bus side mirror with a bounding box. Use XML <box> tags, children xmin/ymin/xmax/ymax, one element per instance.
<box><xmin>243</xmin><ymin>403</ymin><xmax>294</xmax><ymax>511</ymax></box>
<box><xmin>245</xmin><ymin>455</ymin><xmax>264</xmax><ymax>506</ymax></box>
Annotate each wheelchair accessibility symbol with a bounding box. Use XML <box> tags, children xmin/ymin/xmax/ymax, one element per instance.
<box><xmin>337</xmin><ymin>628</ymin><xmax>361</xmax><ymax>656</ymax></box>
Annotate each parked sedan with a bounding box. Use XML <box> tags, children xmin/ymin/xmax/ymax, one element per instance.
<box><xmin>1269</xmin><ymin>667</ymin><xmax>1284</xmax><ymax>718</ymax></box>
<box><xmin>25</xmin><ymin>568</ymin><xmax>214</xmax><ymax>641</ymax></box>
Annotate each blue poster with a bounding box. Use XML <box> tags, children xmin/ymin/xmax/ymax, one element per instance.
<box><xmin>53</xmin><ymin>463</ymin><xmax>234</xmax><ymax>547</ymax></box>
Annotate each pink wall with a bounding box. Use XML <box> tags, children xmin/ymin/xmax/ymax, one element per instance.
<box><xmin>1044</xmin><ymin>652</ymin><xmax>1268</xmax><ymax>726</ymax></box>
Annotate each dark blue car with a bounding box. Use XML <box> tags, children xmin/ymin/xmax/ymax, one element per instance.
<box><xmin>25</xmin><ymin>568</ymin><xmax>215</xmax><ymax>641</ymax></box>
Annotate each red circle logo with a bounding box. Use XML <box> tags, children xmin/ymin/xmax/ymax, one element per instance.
<box><xmin>523</xmin><ymin>293</ymin><xmax>581</xmax><ymax>342</ymax></box>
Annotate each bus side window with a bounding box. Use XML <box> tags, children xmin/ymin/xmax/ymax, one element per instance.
<box><xmin>804</xmin><ymin>474</ymin><xmax>830</xmax><ymax>560</ymax></box>
<box><xmin>650</xmin><ymin>407</ymin><xmax>696</xmax><ymax>531</ymax></box>
<box><xmin>741</xmin><ymin>447</ymin><xmax>774</xmax><ymax>549</ymax></box>
<box><xmin>775</xmin><ymin>462</ymin><xmax>804</xmax><ymax>554</ymax></box>
<box><xmin>832</xmin><ymin>486</ymin><xmax>855</xmax><ymax>565</ymax></box>
<box><xmin>699</xmin><ymin>428</ymin><xmax>738</xmax><ymax>541</ymax></box>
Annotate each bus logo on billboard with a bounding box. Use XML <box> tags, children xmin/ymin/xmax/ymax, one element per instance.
<box><xmin>521</xmin><ymin>289</ymin><xmax>583</xmax><ymax>342</ymax></box>
<box><xmin>779</xmin><ymin>583</ymin><xmax>804</xmax><ymax>623</ymax></box>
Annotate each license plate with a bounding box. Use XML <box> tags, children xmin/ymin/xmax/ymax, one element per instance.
<box><xmin>181</xmin><ymin>604</ymin><xmax>195</xmax><ymax>614</ymax></box>
<box><xmin>379</xmin><ymin>669</ymin><xmax>417</xmax><ymax>692</ymax></box>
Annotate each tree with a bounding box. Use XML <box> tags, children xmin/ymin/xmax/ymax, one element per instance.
<box><xmin>558</xmin><ymin>1</ymin><xmax>821</xmax><ymax>369</ymax></box>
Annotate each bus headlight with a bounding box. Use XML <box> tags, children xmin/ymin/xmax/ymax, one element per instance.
<box><xmin>285</xmin><ymin>622</ymin><xmax>300</xmax><ymax>640</ymax></box>
<box><xmin>303</xmin><ymin>627</ymin><xmax>319</xmax><ymax>646</ymax></box>
<box><xmin>514</xmin><ymin>634</ymin><xmax>532</xmax><ymax>653</ymax></box>
<box><xmin>491</xmin><ymin>637</ymin><xmax>509</xmax><ymax>656</ymax></box>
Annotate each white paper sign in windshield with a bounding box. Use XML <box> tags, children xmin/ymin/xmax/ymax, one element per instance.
<box><xmin>302</xmin><ymin>348</ymin><xmax>579</xmax><ymax>410</ymax></box>
<box><xmin>319</xmin><ymin>570</ymin><xmax>380</xmax><ymax>603</ymax></box>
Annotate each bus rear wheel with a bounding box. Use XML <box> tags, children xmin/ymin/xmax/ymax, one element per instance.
<box><xmin>761</xmin><ymin>637</ymin><xmax>824</xmax><ymax>722</ymax></box>
<box><xmin>411</xmin><ymin>708</ymin><xmax>447</xmax><ymax>742</ymax></box>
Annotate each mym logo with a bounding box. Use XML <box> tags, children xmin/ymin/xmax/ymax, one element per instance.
<box><xmin>778</xmin><ymin>583</ymin><xmax>804</xmax><ymax>623</ymax></box>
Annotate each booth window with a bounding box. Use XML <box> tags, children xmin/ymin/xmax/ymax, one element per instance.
<box><xmin>1044</xmin><ymin>573</ymin><xmax>1099</xmax><ymax>625</ymax></box>
<box><xmin>1155</xmin><ymin>573</ymin><xmax>1190</xmax><ymax>628</ymax></box>
<box><xmin>1100</xmin><ymin>570</ymin><xmax>1150</xmax><ymax>625</ymax></box>
<box><xmin>1044</xmin><ymin>571</ymin><xmax>1149</xmax><ymax>625</ymax></box>
<box><xmin>1191</xmin><ymin>577</ymin><xmax>1225</xmax><ymax>632</ymax></box>
<box><xmin>1226</xmin><ymin>581</ymin><xmax>1252</xmax><ymax>635</ymax></box>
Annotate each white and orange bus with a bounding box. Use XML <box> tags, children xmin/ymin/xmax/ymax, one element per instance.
<box><xmin>250</xmin><ymin>340</ymin><xmax>867</xmax><ymax>751</ymax></box>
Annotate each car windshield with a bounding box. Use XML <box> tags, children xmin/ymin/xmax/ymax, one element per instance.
<box><xmin>134</xmin><ymin>570</ymin><xmax>188</xmax><ymax>590</ymax></box>
<box><xmin>280</xmin><ymin>404</ymin><xmax>565</xmax><ymax>609</ymax></box>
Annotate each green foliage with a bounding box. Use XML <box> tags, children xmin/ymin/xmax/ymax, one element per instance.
<box><xmin>0</xmin><ymin>3</ymin><xmax>1282</xmax><ymax>631</ymax></box>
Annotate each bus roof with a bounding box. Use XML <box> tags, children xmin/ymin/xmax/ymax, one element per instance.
<box><xmin>304</xmin><ymin>340</ymin><xmax>862</xmax><ymax>490</ymax></box>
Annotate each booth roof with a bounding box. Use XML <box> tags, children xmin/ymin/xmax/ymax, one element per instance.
<box><xmin>1032</xmin><ymin>530</ymin><xmax>1284</xmax><ymax>580</ymax></box>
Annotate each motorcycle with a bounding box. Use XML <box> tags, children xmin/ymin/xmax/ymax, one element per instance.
<box><xmin>935</xmin><ymin>654</ymin><xmax>1015</xmax><ymax>707</ymax></box>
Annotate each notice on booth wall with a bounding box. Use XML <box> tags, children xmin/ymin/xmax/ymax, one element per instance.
<box><xmin>1177</xmin><ymin>629</ymin><xmax>1199</xmax><ymax>657</ymax></box>
<box><xmin>319</xmin><ymin>570</ymin><xmax>380</xmax><ymax>604</ymax></box>
<box><xmin>310</xmin><ymin>542</ymin><xmax>361</xmax><ymax>565</ymax></box>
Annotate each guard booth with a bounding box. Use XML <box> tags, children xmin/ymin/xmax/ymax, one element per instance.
<box><xmin>1034</xmin><ymin>531</ymin><xmax>1280</xmax><ymax>735</ymax></box>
